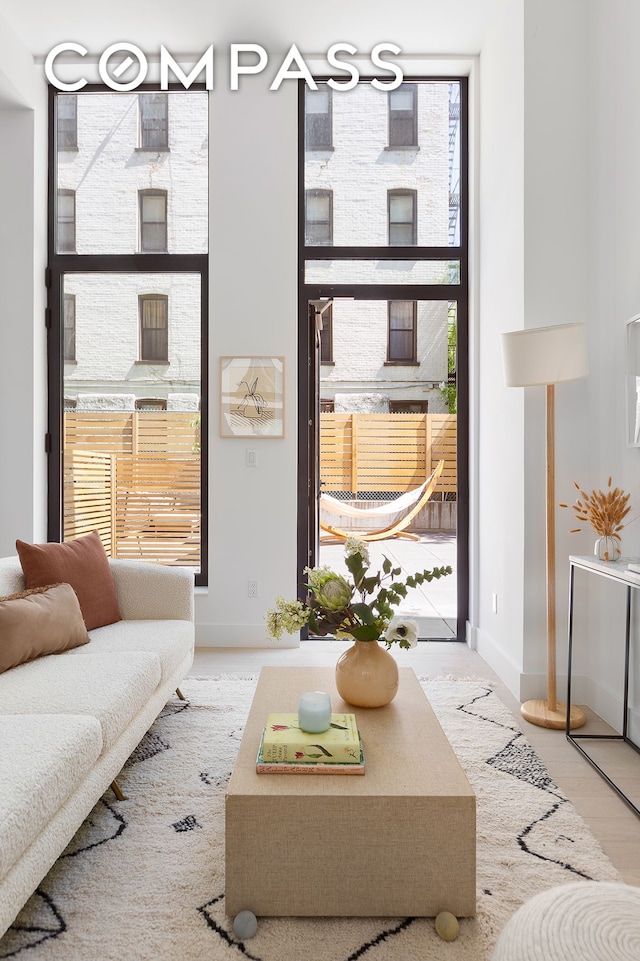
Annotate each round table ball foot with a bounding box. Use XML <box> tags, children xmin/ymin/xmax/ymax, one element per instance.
<box><xmin>435</xmin><ymin>910</ymin><xmax>459</xmax><ymax>941</ymax></box>
<box><xmin>232</xmin><ymin>910</ymin><xmax>258</xmax><ymax>940</ymax></box>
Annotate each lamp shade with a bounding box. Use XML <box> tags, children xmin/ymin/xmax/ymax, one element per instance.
<box><xmin>502</xmin><ymin>323</ymin><xmax>589</xmax><ymax>387</ymax></box>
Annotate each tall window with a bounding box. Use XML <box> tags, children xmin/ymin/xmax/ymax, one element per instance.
<box><xmin>57</xmin><ymin>95</ymin><xmax>77</xmax><ymax>151</ymax></box>
<box><xmin>63</xmin><ymin>294</ymin><xmax>76</xmax><ymax>362</ymax></box>
<box><xmin>48</xmin><ymin>87</ymin><xmax>208</xmax><ymax>585</ymax></box>
<box><xmin>139</xmin><ymin>294</ymin><xmax>169</xmax><ymax>362</ymax></box>
<box><xmin>388</xmin><ymin>189</ymin><xmax>417</xmax><ymax>245</ymax></box>
<box><xmin>57</xmin><ymin>189</ymin><xmax>76</xmax><ymax>252</ymax></box>
<box><xmin>305</xmin><ymin>189</ymin><xmax>333</xmax><ymax>245</ymax></box>
<box><xmin>305</xmin><ymin>87</ymin><xmax>332</xmax><ymax>150</ymax></box>
<box><xmin>387</xmin><ymin>301</ymin><xmax>417</xmax><ymax>363</ymax></box>
<box><xmin>139</xmin><ymin>189</ymin><xmax>168</xmax><ymax>252</ymax></box>
<box><xmin>301</xmin><ymin>79</ymin><xmax>468</xmax><ymax>641</ymax></box>
<box><xmin>139</xmin><ymin>93</ymin><xmax>169</xmax><ymax>150</ymax></box>
<box><xmin>388</xmin><ymin>84</ymin><xmax>417</xmax><ymax>147</ymax></box>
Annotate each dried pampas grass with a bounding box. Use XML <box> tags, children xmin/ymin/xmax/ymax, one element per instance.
<box><xmin>559</xmin><ymin>477</ymin><xmax>632</xmax><ymax>541</ymax></box>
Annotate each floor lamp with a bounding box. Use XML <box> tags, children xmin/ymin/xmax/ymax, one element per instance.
<box><xmin>501</xmin><ymin>323</ymin><xmax>589</xmax><ymax>730</ymax></box>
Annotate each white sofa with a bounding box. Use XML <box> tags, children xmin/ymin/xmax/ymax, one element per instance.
<box><xmin>0</xmin><ymin>556</ymin><xmax>195</xmax><ymax>938</ymax></box>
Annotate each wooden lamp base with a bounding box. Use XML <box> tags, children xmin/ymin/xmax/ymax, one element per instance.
<box><xmin>521</xmin><ymin>699</ymin><xmax>586</xmax><ymax>730</ymax></box>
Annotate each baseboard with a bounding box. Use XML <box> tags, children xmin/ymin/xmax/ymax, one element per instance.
<box><xmin>474</xmin><ymin>627</ymin><xmax>523</xmax><ymax>701</ymax></box>
<box><xmin>195</xmin><ymin>624</ymin><xmax>300</xmax><ymax>648</ymax></box>
<box><xmin>582</xmin><ymin>675</ymin><xmax>638</xmax><ymax>735</ymax></box>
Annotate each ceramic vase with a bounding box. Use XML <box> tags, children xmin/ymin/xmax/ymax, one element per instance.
<box><xmin>594</xmin><ymin>536</ymin><xmax>621</xmax><ymax>562</ymax></box>
<box><xmin>335</xmin><ymin>639</ymin><xmax>399</xmax><ymax>708</ymax></box>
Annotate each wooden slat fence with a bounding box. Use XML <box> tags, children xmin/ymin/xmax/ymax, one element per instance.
<box><xmin>114</xmin><ymin>455</ymin><xmax>200</xmax><ymax>566</ymax></box>
<box><xmin>64</xmin><ymin>411</ymin><xmax>200</xmax><ymax>456</ymax></box>
<box><xmin>63</xmin><ymin>412</ymin><xmax>201</xmax><ymax>566</ymax></box>
<box><xmin>63</xmin><ymin>450</ymin><xmax>116</xmax><ymax>555</ymax></box>
<box><xmin>320</xmin><ymin>413</ymin><xmax>457</xmax><ymax>494</ymax></box>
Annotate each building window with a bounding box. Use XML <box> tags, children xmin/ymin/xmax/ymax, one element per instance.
<box><xmin>319</xmin><ymin>304</ymin><xmax>333</xmax><ymax>363</ymax></box>
<box><xmin>139</xmin><ymin>93</ymin><xmax>169</xmax><ymax>150</ymax></box>
<box><xmin>63</xmin><ymin>294</ymin><xmax>76</xmax><ymax>362</ymax></box>
<box><xmin>305</xmin><ymin>87</ymin><xmax>332</xmax><ymax>150</ymax></box>
<box><xmin>388</xmin><ymin>189</ymin><xmax>417</xmax><ymax>245</ymax></box>
<box><xmin>320</xmin><ymin>399</ymin><xmax>335</xmax><ymax>413</ymax></box>
<box><xmin>135</xmin><ymin>397</ymin><xmax>167</xmax><ymax>410</ymax></box>
<box><xmin>387</xmin><ymin>301</ymin><xmax>417</xmax><ymax>363</ymax></box>
<box><xmin>388</xmin><ymin>84</ymin><xmax>417</xmax><ymax>147</ymax></box>
<box><xmin>57</xmin><ymin>95</ymin><xmax>77</xmax><ymax>151</ymax></box>
<box><xmin>139</xmin><ymin>190</ymin><xmax>168</xmax><ymax>252</ymax></box>
<box><xmin>139</xmin><ymin>294</ymin><xmax>168</xmax><ymax>362</ymax></box>
<box><xmin>57</xmin><ymin>189</ymin><xmax>76</xmax><ymax>252</ymax></box>
<box><xmin>389</xmin><ymin>400</ymin><xmax>428</xmax><ymax>413</ymax></box>
<box><xmin>305</xmin><ymin>189</ymin><xmax>333</xmax><ymax>245</ymax></box>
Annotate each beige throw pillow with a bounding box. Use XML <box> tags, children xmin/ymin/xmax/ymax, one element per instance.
<box><xmin>0</xmin><ymin>583</ymin><xmax>90</xmax><ymax>674</ymax></box>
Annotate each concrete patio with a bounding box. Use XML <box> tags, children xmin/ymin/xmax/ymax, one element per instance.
<box><xmin>318</xmin><ymin>531</ymin><xmax>458</xmax><ymax>640</ymax></box>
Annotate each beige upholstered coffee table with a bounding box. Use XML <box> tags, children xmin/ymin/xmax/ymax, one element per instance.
<box><xmin>225</xmin><ymin>666</ymin><xmax>476</xmax><ymax>918</ymax></box>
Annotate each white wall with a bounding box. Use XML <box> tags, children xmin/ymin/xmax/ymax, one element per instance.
<box><xmin>579</xmin><ymin>0</ymin><xmax>640</xmax><ymax>728</ymax></box>
<box><xmin>0</xmin><ymin>12</ymin><xmax>47</xmax><ymax>555</ymax></box>
<box><xmin>520</xmin><ymin>0</ymin><xmax>591</xmax><ymax>697</ymax></box>
<box><xmin>474</xmin><ymin>0</ymin><xmax>526</xmax><ymax>692</ymax></box>
<box><xmin>476</xmin><ymin>0</ymin><xmax>640</xmax><ymax>719</ymax></box>
<box><xmin>198</xmin><ymin>69</ymin><xmax>300</xmax><ymax>645</ymax></box>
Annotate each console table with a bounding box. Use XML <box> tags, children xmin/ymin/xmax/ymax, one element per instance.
<box><xmin>566</xmin><ymin>554</ymin><xmax>640</xmax><ymax>817</ymax></box>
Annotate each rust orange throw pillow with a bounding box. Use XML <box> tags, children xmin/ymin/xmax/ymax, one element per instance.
<box><xmin>16</xmin><ymin>531</ymin><xmax>121</xmax><ymax>631</ymax></box>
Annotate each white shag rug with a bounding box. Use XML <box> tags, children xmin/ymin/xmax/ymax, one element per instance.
<box><xmin>0</xmin><ymin>676</ymin><xmax>622</xmax><ymax>961</ymax></box>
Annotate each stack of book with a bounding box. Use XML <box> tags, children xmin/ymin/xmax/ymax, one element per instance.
<box><xmin>256</xmin><ymin>712</ymin><xmax>365</xmax><ymax>775</ymax></box>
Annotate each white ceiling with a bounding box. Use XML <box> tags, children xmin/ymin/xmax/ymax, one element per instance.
<box><xmin>0</xmin><ymin>0</ymin><xmax>497</xmax><ymax>59</ymax></box>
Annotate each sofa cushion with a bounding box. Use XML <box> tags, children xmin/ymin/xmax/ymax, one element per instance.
<box><xmin>0</xmin><ymin>557</ymin><xmax>26</xmax><ymax>599</ymax></box>
<box><xmin>0</xmin><ymin>650</ymin><xmax>162</xmax><ymax>751</ymax></box>
<box><xmin>16</xmin><ymin>532</ymin><xmax>121</xmax><ymax>631</ymax></box>
<box><xmin>0</xmin><ymin>584</ymin><xmax>90</xmax><ymax>675</ymax></box>
<box><xmin>86</xmin><ymin>619</ymin><xmax>194</xmax><ymax>683</ymax></box>
<box><xmin>0</xmin><ymin>713</ymin><xmax>103</xmax><ymax>880</ymax></box>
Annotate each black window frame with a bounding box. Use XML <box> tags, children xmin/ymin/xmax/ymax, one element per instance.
<box><xmin>388</xmin><ymin>188</ymin><xmax>417</xmax><ymax>246</ymax></box>
<box><xmin>388</xmin><ymin>83</ymin><xmax>418</xmax><ymax>148</ymax></box>
<box><xmin>386</xmin><ymin>300</ymin><xmax>417</xmax><ymax>364</ymax></box>
<box><xmin>305</xmin><ymin>85</ymin><xmax>333</xmax><ymax>151</ymax></box>
<box><xmin>139</xmin><ymin>188</ymin><xmax>168</xmax><ymax>253</ymax></box>
<box><xmin>138</xmin><ymin>92</ymin><xmax>169</xmax><ymax>151</ymax></box>
<box><xmin>139</xmin><ymin>293</ymin><xmax>169</xmax><ymax>362</ymax></box>
<box><xmin>47</xmin><ymin>83</ymin><xmax>209</xmax><ymax>587</ymax></box>
<box><xmin>305</xmin><ymin>188</ymin><xmax>333</xmax><ymax>245</ymax></box>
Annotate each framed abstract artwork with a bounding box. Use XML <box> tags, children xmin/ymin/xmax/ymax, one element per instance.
<box><xmin>220</xmin><ymin>356</ymin><xmax>285</xmax><ymax>437</ymax></box>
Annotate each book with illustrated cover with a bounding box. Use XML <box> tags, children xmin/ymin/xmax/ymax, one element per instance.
<box><xmin>260</xmin><ymin>712</ymin><xmax>360</xmax><ymax>764</ymax></box>
<box><xmin>256</xmin><ymin>731</ymin><xmax>365</xmax><ymax>775</ymax></box>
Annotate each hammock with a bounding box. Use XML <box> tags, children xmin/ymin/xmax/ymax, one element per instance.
<box><xmin>319</xmin><ymin>460</ymin><xmax>445</xmax><ymax>542</ymax></box>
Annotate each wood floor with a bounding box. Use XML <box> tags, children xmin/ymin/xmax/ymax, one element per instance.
<box><xmin>190</xmin><ymin>641</ymin><xmax>640</xmax><ymax>886</ymax></box>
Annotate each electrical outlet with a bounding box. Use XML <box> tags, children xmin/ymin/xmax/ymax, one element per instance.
<box><xmin>248</xmin><ymin>579</ymin><xmax>259</xmax><ymax>598</ymax></box>
<box><xmin>491</xmin><ymin>592</ymin><xmax>498</xmax><ymax>614</ymax></box>
<box><xmin>246</xmin><ymin>448</ymin><xmax>257</xmax><ymax>467</ymax></box>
